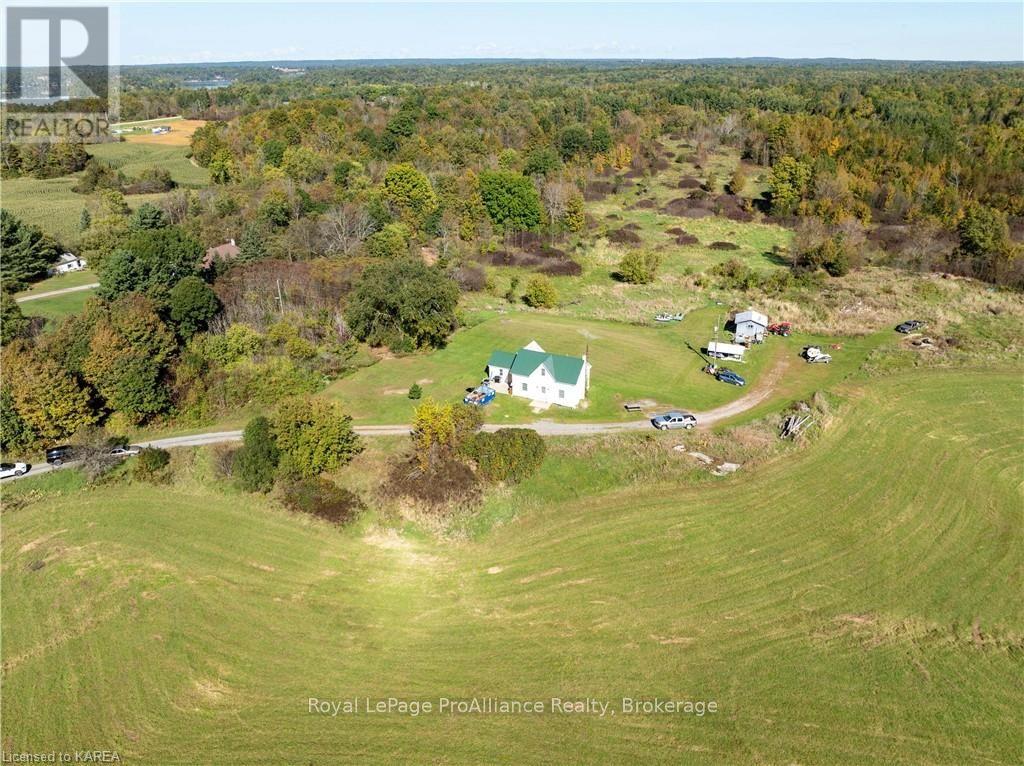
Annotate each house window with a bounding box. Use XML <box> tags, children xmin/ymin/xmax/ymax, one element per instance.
<box><xmin>521</xmin><ymin>382</ymin><xmax>528</xmax><ymax>392</ymax></box>
<box><xmin>541</xmin><ymin>386</ymin><xmax>547</xmax><ymax>394</ymax></box>
<box><xmin>540</xmin><ymin>368</ymin><xmax>545</xmax><ymax>376</ymax></box>
<box><xmin>558</xmin><ymin>389</ymin><xmax>565</xmax><ymax>399</ymax></box>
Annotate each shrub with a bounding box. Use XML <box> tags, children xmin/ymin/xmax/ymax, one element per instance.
<box><xmin>617</xmin><ymin>251</ymin><xmax>662</xmax><ymax>284</ymax></box>
<box><xmin>463</xmin><ymin>428</ymin><xmax>546</xmax><ymax>483</ymax></box>
<box><xmin>133</xmin><ymin>447</ymin><xmax>170</xmax><ymax>482</ymax></box>
<box><xmin>234</xmin><ymin>416</ymin><xmax>280</xmax><ymax>492</ymax></box>
<box><xmin>280</xmin><ymin>477</ymin><xmax>363</xmax><ymax>526</ymax></box>
<box><xmin>408</xmin><ymin>383</ymin><xmax>423</xmax><ymax>400</ymax></box>
<box><xmin>522</xmin><ymin>275</ymin><xmax>558</xmax><ymax>308</ymax></box>
<box><xmin>272</xmin><ymin>396</ymin><xmax>361</xmax><ymax>478</ymax></box>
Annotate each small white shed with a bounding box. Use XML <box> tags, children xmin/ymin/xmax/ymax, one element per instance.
<box><xmin>707</xmin><ymin>341</ymin><xmax>747</xmax><ymax>361</ymax></box>
<box><xmin>734</xmin><ymin>308</ymin><xmax>768</xmax><ymax>344</ymax></box>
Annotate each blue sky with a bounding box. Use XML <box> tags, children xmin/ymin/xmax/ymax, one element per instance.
<box><xmin>118</xmin><ymin>2</ymin><xmax>1024</xmax><ymax>64</ymax></box>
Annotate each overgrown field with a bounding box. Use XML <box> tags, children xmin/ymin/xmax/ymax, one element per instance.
<box><xmin>3</xmin><ymin>370</ymin><xmax>1020</xmax><ymax>764</ymax></box>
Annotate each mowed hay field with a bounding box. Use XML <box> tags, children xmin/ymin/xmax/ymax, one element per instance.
<box><xmin>3</xmin><ymin>371</ymin><xmax>1020</xmax><ymax>764</ymax></box>
<box><xmin>121</xmin><ymin>118</ymin><xmax>206</xmax><ymax>146</ymax></box>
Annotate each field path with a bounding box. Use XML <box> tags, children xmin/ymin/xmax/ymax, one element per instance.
<box><xmin>7</xmin><ymin>358</ymin><xmax>788</xmax><ymax>482</ymax></box>
<box><xmin>15</xmin><ymin>283</ymin><xmax>99</xmax><ymax>303</ymax></box>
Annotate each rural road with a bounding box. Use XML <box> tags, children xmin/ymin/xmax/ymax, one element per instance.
<box><xmin>15</xmin><ymin>284</ymin><xmax>100</xmax><ymax>303</ymax></box>
<box><xmin>6</xmin><ymin>360</ymin><xmax>787</xmax><ymax>483</ymax></box>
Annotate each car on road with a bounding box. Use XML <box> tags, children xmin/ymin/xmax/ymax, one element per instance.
<box><xmin>0</xmin><ymin>462</ymin><xmax>29</xmax><ymax>479</ymax></box>
<box><xmin>108</xmin><ymin>444</ymin><xmax>142</xmax><ymax>457</ymax></box>
<box><xmin>651</xmin><ymin>411</ymin><xmax>697</xmax><ymax>430</ymax></box>
<box><xmin>716</xmin><ymin>369</ymin><xmax>746</xmax><ymax>386</ymax></box>
<box><xmin>895</xmin><ymin>320</ymin><xmax>924</xmax><ymax>333</ymax></box>
<box><xmin>45</xmin><ymin>445</ymin><xmax>74</xmax><ymax>466</ymax></box>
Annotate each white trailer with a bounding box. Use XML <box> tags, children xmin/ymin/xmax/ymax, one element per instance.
<box><xmin>707</xmin><ymin>341</ymin><xmax>747</xmax><ymax>361</ymax></box>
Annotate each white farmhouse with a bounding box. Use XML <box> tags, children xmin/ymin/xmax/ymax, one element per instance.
<box><xmin>734</xmin><ymin>308</ymin><xmax>768</xmax><ymax>344</ymax></box>
<box><xmin>486</xmin><ymin>341</ymin><xmax>590</xmax><ymax>408</ymax></box>
<box><xmin>48</xmin><ymin>253</ymin><xmax>87</xmax><ymax>275</ymax></box>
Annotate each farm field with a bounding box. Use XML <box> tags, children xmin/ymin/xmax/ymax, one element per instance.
<box><xmin>89</xmin><ymin>142</ymin><xmax>209</xmax><ymax>187</ymax></box>
<box><xmin>3</xmin><ymin>370</ymin><xmax>1020</xmax><ymax>764</ymax></box>
<box><xmin>118</xmin><ymin>118</ymin><xmax>206</xmax><ymax>146</ymax></box>
<box><xmin>324</xmin><ymin>307</ymin><xmax>806</xmax><ymax>424</ymax></box>
<box><xmin>1</xmin><ymin>142</ymin><xmax>208</xmax><ymax>243</ymax></box>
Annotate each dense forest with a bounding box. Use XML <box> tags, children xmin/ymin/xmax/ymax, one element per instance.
<box><xmin>2</xmin><ymin>61</ymin><xmax>1022</xmax><ymax>454</ymax></box>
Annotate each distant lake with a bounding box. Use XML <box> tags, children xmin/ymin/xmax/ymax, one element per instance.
<box><xmin>182</xmin><ymin>80</ymin><xmax>234</xmax><ymax>89</ymax></box>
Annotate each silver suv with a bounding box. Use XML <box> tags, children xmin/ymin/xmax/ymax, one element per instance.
<box><xmin>651</xmin><ymin>411</ymin><xmax>697</xmax><ymax>430</ymax></box>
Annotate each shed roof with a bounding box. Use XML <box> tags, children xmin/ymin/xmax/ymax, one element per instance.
<box><xmin>735</xmin><ymin>309</ymin><xmax>768</xmax><ymax>326</ymax></box>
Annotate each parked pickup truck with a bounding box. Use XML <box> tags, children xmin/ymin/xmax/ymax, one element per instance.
<box><xmin>463</xmin><ymin>385</ymin><xmax>496</xmax><ymax>406</ymax></box>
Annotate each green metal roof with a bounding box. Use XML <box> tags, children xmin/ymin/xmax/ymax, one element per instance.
<box><xmin>505</xmin><ymin>348</ymin><xmax>585</xmax><ymax>385</ymax></box>
<box><xmin>487</xmin><ymin>350</ymin><xmax>517</xmax><ymax>368</ymax></box>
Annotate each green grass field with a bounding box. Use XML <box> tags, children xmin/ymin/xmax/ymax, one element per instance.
<box><xmin>18</xmin><ymin>290</ymin><xmax>96</xmax><ymax>329</ymax></box>
<box><xmin>3</xmin><ymin>370</ymin><xmax>1020</xmax><ymax>764</ymax></box>
<box><xmin>14</xmin><ymin>269</ymin><xmax>97</xmax><ymax>297</ymax></box>
<box><xmin>324</xmin><ymin>308</ymin><xmax>804</xmax><ymax>424</ymax></box>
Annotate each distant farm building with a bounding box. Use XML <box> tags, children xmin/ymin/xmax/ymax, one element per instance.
<box><xmin>151</xmin><ymin>125</ymin><xmax>171</xmax><ymax>134</ymax></box>
<box><xmin>48</xmin><ymin>252</ymin><xmax>86</xmax><ymax>275</ymax></box>
<box><xmin>486</xmin><ymin>341</ymin><xmax>590</xmax><ymax>408</ymax></box>
<box><xmin>203</xmin><ymin>239</ymin><xmax>240</xmax><ymax>269</ymax></box>
<box><xmin>734</xmin><ymin>308</ymin><xmax>768</xmax><ymax>344</ymax></box>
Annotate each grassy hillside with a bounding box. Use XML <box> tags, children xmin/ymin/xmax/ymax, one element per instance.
<box><xmin>3</xmin><ymin>370</ymin><xmax>1020</xmax><ymax>764</ymax></box>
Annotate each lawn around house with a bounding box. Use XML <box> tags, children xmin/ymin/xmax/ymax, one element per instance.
<box><xmin>14</xmin><ymin>268</ymin><xmax>98</xmax><ymax>297</ymax></box>
<box><xmin>324</xmin><ymin>307</ymin><xmax>862</xmax><ymax>425</ymax></box>
<box><xmin>2</xmin><ymin>370</ymin><xmax>1020</xmax><ymax>764</ymax></box>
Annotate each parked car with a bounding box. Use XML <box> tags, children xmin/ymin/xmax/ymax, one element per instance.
<box><xmin>108</xmin><ymin>445</ymin><xmax>142</xmax><ymax>457</ymax></box>
<box><xmin>716</xmin><ymin>369</ymin><xmax>746</xmax><ymax>386</ymax></box>
<box><xmin>651</xmin><ymin>411</ymin><xmax>697</xmax><ymax>430</ymax></box>
<box><xmin>45</xmin><ymin>445</ymin><xmax>74</xmax><ymax>466</ymax></box>
<box><xmin>895</xmin><ymin>320</ymin><xmax>924</xmax><ymax>333</ymax></box>
<box><xmin>802</xmin><ymin>346</ymin><xmax>833</xmax><ymax>364</ymax></box>
<box><xmin>0</xmin><ymin>462</ymin><xmax>29</xmax><ymax>479</ymax></box>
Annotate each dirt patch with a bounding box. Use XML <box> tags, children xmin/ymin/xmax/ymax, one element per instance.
<box><xmin>518</xmin><ymin>567</ymin><xmax>564</xmax><ymax>584</ymax></box>
<box><xmin>608</xmin><ymin>228</ymin><xmax>642</xmax><ymax>245</ymax></box>
<box><xmin>537</xmin><ymin>259</ymin><xmax>582</xmax><ymax>276</ymax></box>
<box><xmin>19</xmin><ymin>530</ymin><xmax>67</xmax><ymax>554</ymax></box>
<box><xmin>486</xmin><ymin>565</ymin><xmax>503</xmax><ymax>574</ymax></box>
<box><xmin>709</xmin><ymin>241</ymin><xmax>739</xmax><ymax>251</ymax></box>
